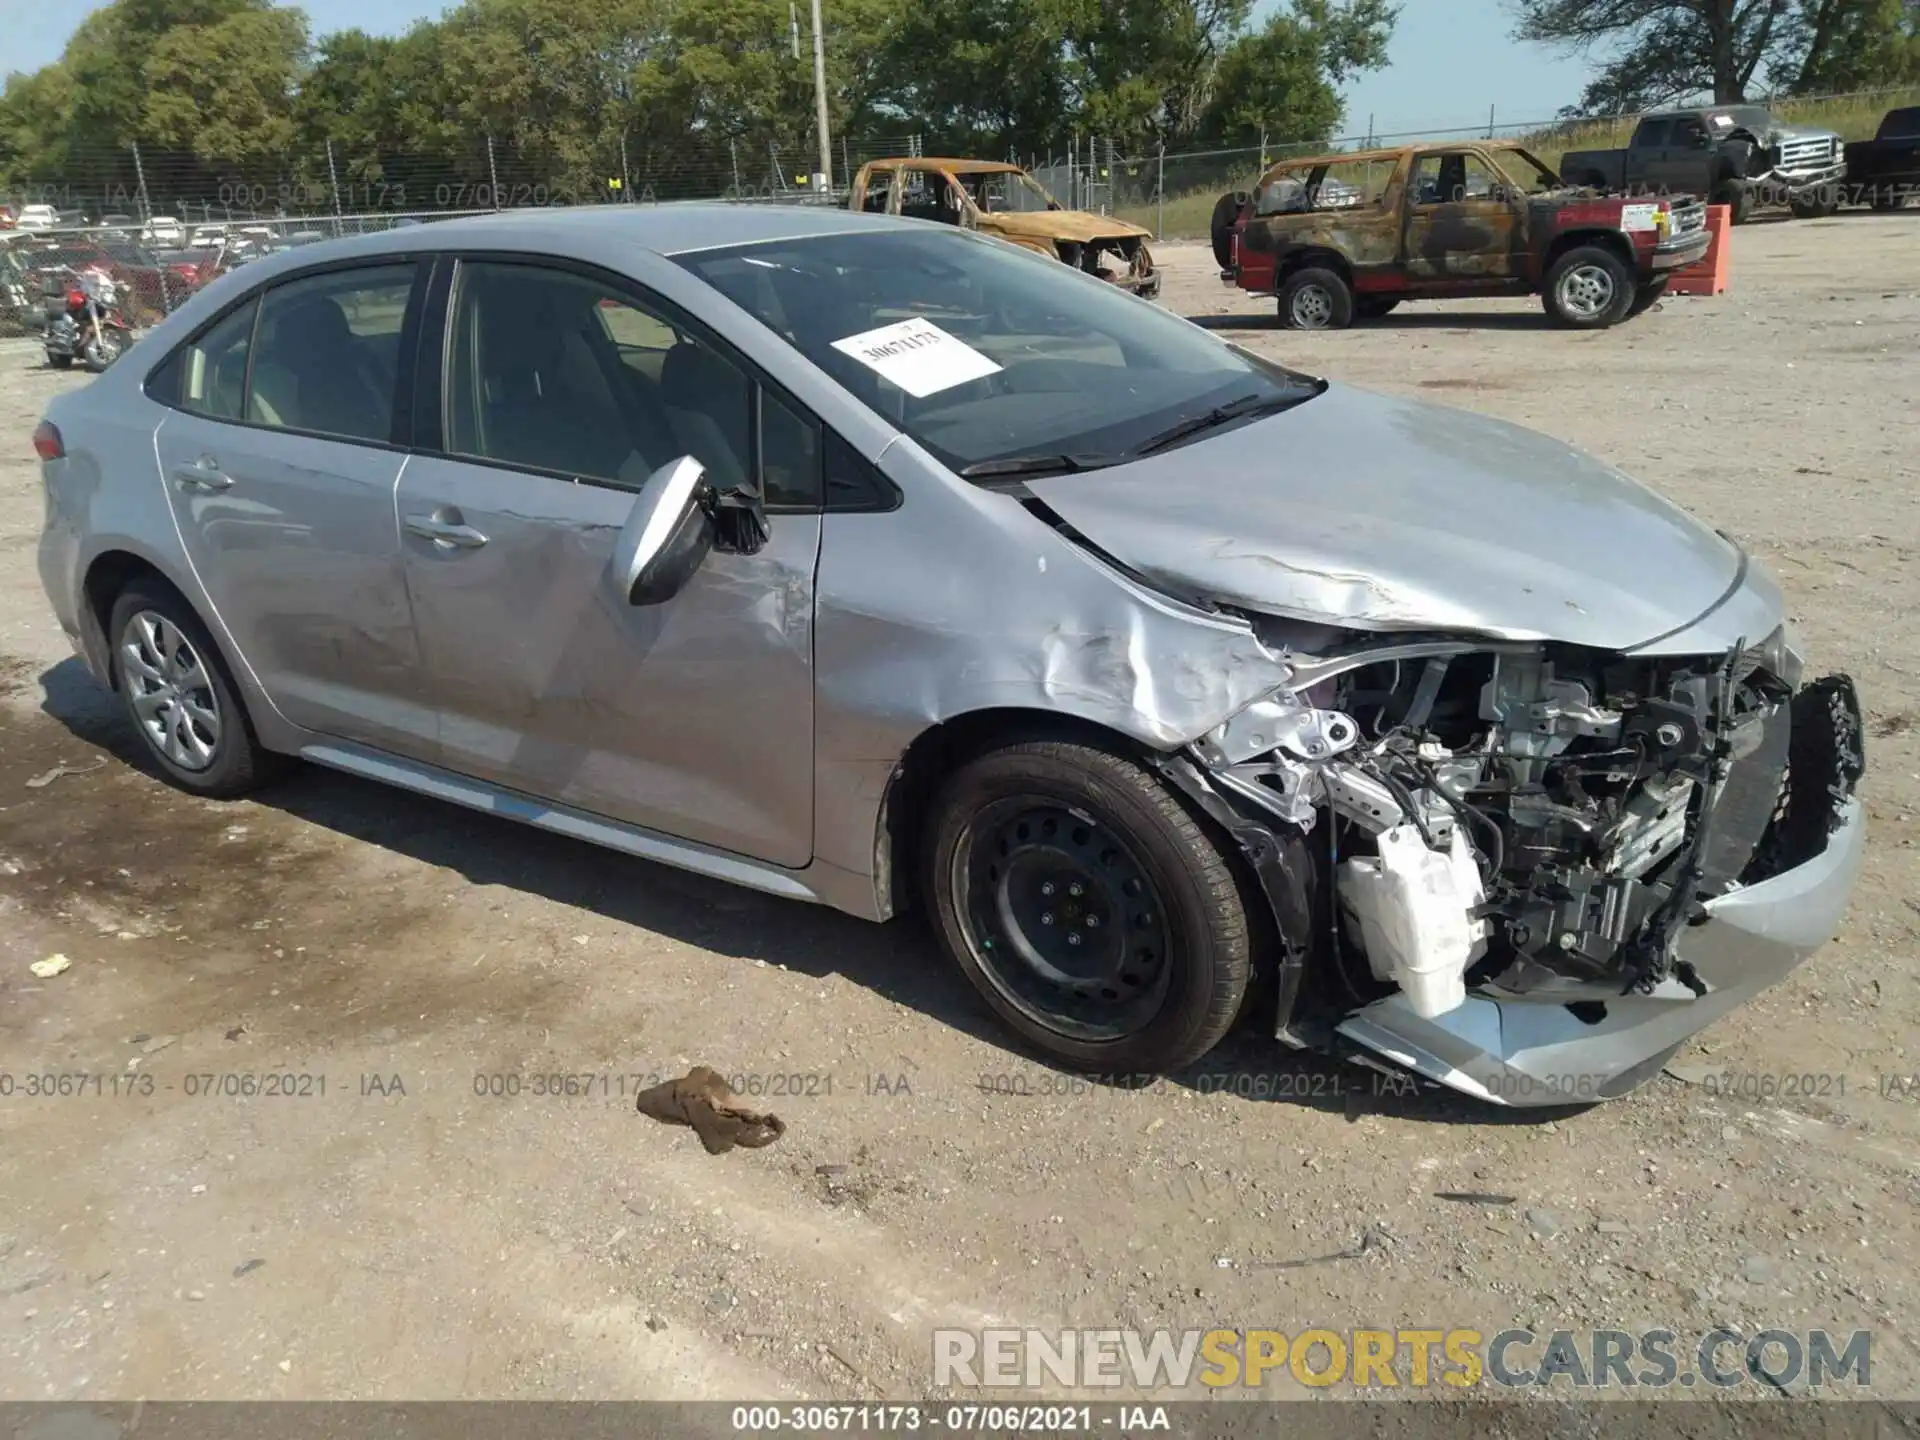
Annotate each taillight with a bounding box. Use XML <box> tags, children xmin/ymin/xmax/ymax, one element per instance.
<box><xmin>33</xmin><ymin>420</ymin><xmax>65</xmax><ymax>462</ymax></box>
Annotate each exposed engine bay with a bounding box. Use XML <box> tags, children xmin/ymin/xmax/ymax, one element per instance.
<box><xmin>1187</xmin><ymin>633</ymin><xmax>1865</xmax><ymax>1027</ymax></box>
<box><xmin>1056</xmin><ymin>236</ymin><xmax>1151</xmax><ymax>288</ymax></box>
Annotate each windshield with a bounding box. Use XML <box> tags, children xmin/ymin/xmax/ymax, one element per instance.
<box><xmin>961</xmin><ymin>169</ymin><xmax>1057</xmax><ymax>214</ymax></box>
<box><xmin>675</xmin><ymin>228</ymin><xmax>1319</xmax><ymax>473</ymax></box>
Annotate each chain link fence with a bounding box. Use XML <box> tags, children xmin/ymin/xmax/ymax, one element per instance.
<box><xmin>6</xmin><ymin>82</ymin><xmax>1916</xmax><ymax>338</ymax></box>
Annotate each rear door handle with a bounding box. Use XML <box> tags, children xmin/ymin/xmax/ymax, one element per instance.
<box><xmin>404</xmin><ymin>513</ymin><xmax>489</xmax><ymax>550</ymax></box>
<box><xmin>172</xmin><ymin>461</ymin><xmax>232</xmax><ymax>492</ymax></box>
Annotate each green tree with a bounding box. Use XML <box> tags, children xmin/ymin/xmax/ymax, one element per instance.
<box><xmin>142</xmin><ymin>4</ymin><xmax>309</xmax><ymax>164</ymax></box>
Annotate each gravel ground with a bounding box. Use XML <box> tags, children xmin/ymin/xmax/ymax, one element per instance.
<box><xmin>0</xmin><ymin>213</ymin><xmax>1916</xmax><ymax>1406</ymax></box>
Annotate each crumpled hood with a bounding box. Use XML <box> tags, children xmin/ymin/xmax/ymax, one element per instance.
<box><xmin>1770</xmin><ymin>121</ymin><xmax>1843</xmax><ymax>143</ymax></box>
<box><xmin>982</xmin><ymin>210</ymin><xmax>1151</xmax><ymax>246</ymax></box>
<box><xmin>1026</xmin><ymin>382</ymin><xmax>1746</xmax><ymax>651</ymax></box>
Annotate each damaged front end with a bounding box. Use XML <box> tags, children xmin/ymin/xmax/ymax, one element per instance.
<box><xmin>1171</xmin><ymin>628</ymin><xmax>1866</xmax><ymax>1104</ymax></box>
<box><xmin>1057</xmin><ymin>236</ymin><xmax>1160</xmax><ymax>298</ymax></box>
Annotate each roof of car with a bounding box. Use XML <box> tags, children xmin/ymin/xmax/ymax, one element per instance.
<box><xmin>211</xmin><ymin>203</ymin><xmax>902</xmax><ymax>274</ymax></box>
<box><xmin>859</xmin><ymin>158</ymin><xmax>1026</xmax><ymax>176</ymax></box>
<box><xmin>1261</xmin><ymin>139</ymin><xmax>1538</xmax><ymax>171</ymax></box>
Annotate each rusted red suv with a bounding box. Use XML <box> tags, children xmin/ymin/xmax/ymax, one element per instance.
<box><xmin>1213</xmin><ymin>140</ymin><xmax>1710</xmax><ymax>329</ymax></box>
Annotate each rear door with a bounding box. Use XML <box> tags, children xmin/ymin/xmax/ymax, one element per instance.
<box><xmin>1627</xmin><ymin>117</ymin><xmax>1675</xmax><ymax>193</ymax></box>
<box><xmin>150</xmin><ymin>259</ymin><xmax>437</xmax><ymax>755</ymax></box>
<box><xmin>1401</xmin><ymin>150</ymin><xmax>1523</xmax><ymax>282</ymax></box>
<box><xmin>393</xmin><ymin>256</ymin><xmax>822</xmax><ymax>867</ymax></box>
<box><xmin>1653</xmin><ymin>115</ymin><xmax>1714</xmax><ymax>196</ymax></box>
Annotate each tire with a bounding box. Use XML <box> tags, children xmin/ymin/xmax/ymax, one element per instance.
<box><xmin>46</xmin><ymin>352</ymin><xmax>74</xmax><ymax>370</ymax></box>
<box><xmin>1277</xmin><ymin>266</ymin><xmax>1353</xmax><ymax>330</ymax></box>
<box><xmin>923</xmin><ymin>738</ymin><xmax>1253</xmax><ymax>1075</ymax></box>
<box><xmin>1208</xmin><ymin>193</ymin><xmax>1243</xmax><ymax>271</ymax></box>
<box><xmin>107</xmin><ymin>581</ymin><xmax>277</xmax><ymax>798</ymax></box>
<box><xmin>82</xmin><ymin>329</ymin><xmax>125</xmax><ymax>372</ymax></box>
<box><xmin>1355</xmin><ymin>296</ymin><xmax>1401</xmax><ymax>321</ymax></box>
<box><xmin>1627</xmin><ymin>276</ymin><xmax>1669</xmax><ymax>318</ymax></box>
<box><xmin>1713</xmin><ymin>180</ymin><xmax>1754</xmax><ymax>225</ymax></box>
<box><xmin>1542</xmin><ymin>244</ymin><xmax>1634</xmax><ymax>329</ymax></box>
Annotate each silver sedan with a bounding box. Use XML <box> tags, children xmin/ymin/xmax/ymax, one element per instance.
<box><xmin>33</xmin><ymin>205</ymin><xmax>1865</xmax><ymax>1102</ymax></box>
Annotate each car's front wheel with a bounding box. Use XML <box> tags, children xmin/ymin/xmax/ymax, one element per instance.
<box><xmin>923</xmin><ymin>738</ymin><xmax>1252</xmax><ymax>1075</ymax></box>
<box><xmin>1543</xmin><ymin>245</ymin><xmax>1634</xmax><ymax>328</ymax></box>
<box><xmin>108</xmin><ymin>582</ymin><xmax>276</xmax><ymax>798</ymax></box>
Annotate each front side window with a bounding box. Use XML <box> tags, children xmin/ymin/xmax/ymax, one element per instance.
<box><xmin>445</xmin><ymin>260</ymin><xmax>757</xmax><ymax>494</ymax></box>
<box><xmin>1411</xmin><ymin>153</ymin><xmax>1504</xmax><ymax>204</ymax></box>
<box><xmin>675</xmin><ymin>228</ymin><xmax>1319</xmax><ymax>475</ymax></box>
<box><xmin>247</xmin><ymin>264</ymin><xmax>415</xmax><ymax>441</ymax></box>
<box><xmin>1632</xmin><ymin>118</ymin><xmax>1673</xmax><ymax>148</ymax></box>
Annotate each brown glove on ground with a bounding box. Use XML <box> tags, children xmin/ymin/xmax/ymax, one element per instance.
<box><xmin>634</xmin><ymin>1066</ymin><xmax>787</xmax><ymax>1154</ymax></box>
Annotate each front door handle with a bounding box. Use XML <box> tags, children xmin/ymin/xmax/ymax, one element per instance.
<box><xmin>172</xmin><ymin>460</ymin><xmax>233</xmax><ymax>492</ymax></box>
<box><xmin>404</xmin><ymin>513</ymin><xmax>489</xmax><ymax>550</ymax></box>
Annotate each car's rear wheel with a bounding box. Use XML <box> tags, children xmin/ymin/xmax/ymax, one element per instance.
<box><xmin>923</xmin><ymin>738</ymin><xmax>1252</xmax><ymax>1075</ymax></box>
<box><xmin>108</xmin><ymin>582</ymin><xmax>276</xmax><ymax>798</ymax></box>
<box><xmin>1543</xmin><ymin>245</ymin><xmax>1634</xmax><ymax>328</ymax></box>
<box><xmin>1278</xmin><ymin>267</ymin><xmax>1353</xmax><ymax>330</ymax></box>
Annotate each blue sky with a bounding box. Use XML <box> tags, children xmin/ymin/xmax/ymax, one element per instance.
<box><xmin>5</xmin><ymin>0</ymin><xmax>1598</xmax><ymax>137</ymax></box>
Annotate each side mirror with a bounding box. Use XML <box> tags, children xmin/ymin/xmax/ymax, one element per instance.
<box><xmin>608</xmin><ymin>455</ymin><xmax>771</xmax><ymax>607</ymax></box>
<box><xmin>610</xmin><ymin>456</ymin><xmax>716</xmax><ymax>607</ymax></box>
<box><xmin>1691</xmin><ymin>130</ymin><xmax>1712</xmax><ymax>148</ymax></box>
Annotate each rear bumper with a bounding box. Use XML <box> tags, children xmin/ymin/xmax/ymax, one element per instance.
<box><xmin>1336</xmin><ymin>674</ymin><xmax>1867</xmax><ymax>1107</ymax></box>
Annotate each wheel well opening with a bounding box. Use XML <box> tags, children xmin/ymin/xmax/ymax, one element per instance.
<box><xmin>876</xmin><ymin>709</ymin><xmax>1157</xmax><ymax>923</ymax></box>
<box><xmin>82</xmin><ymin>552</ymin><xmax>176</xmax><ymax>688</ymax></box>
<box><xmin>1277</xmin><ymin>249</ymin><xmax>1353</xmax><ymax>286</ymax></box>
<box><xmin>1546</xmin><ymin>229</ymin><xmax>1634</xmax><ymax>272</ymax></box>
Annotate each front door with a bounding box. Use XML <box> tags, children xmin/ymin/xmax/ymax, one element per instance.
<box><xmin>1401</xmin><ymin>150</ymin><xmax>1524</xmax><ymax>282</ymax></box>
<box><xmin>394</xmin><ymin>258</ymin><xmax>822</xmax><ymax>868</ymax></box>
<box><xmin>152</xmin><ymin>260</ymin><xmax>437</xmax><ymax>755</ymax></box>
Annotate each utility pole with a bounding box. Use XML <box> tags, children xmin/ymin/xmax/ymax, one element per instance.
<box><xmin>809</xmin><ymin>0</ymin><xmax>832</xmax><ymax>194</ymax></box>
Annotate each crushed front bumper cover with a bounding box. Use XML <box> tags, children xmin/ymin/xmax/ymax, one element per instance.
<box><xmin>1332</xmin><ymin>673</ymin><xmax>1867</xmax><ymax>1107</ymax></box>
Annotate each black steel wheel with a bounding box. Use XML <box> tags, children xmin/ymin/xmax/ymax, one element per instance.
<box><xmin>958</xmin><ymin>799</ymin><xmax>1175</xmax><ymax>1041</ymax></box>
<box><xmin>923</xmin><ymin>738</ymin><xmax>1253</xmax><ymax>1074</ymax></box>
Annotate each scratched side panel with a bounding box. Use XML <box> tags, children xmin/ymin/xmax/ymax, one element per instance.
<box><xmin>806</xmin><ymin>438</ymin><xmax>1295</xmax><ymax>910</ymax></box>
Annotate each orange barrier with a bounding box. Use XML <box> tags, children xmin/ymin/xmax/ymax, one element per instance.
<box><xmin>1668</xmin><ymin>204</ymin><xmax>1730</xmax><ymax>296</ymax></box>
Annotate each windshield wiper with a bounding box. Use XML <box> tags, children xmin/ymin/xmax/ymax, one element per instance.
<box><xmin>958</xmin><ymin>452</ymin><xmax>1122</xmax><ymax>480</ymax></box>
<box><xmin>1135</xmin><ymin>388</ymin><xmax>1318</xmax><ymax>456</ymax></box>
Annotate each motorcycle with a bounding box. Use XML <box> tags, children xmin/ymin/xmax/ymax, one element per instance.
<box><xmin>44</xmin><ymin>268</ymin><xmax>133</xmax><ymax>372</ymax></box>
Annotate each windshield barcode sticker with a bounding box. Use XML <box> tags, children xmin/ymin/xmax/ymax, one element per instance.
<box><xmin>831</xmin><ymin>317</ymin><xmax>1002</xmax><ymax>397</ymax></box>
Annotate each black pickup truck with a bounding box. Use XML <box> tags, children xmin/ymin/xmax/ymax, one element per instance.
<box><xmin>1845</xmin><ymin>106</ymin><xmax>1920</xmax><ymax>210</ymax></box>
<box><xmin>1560</xmin><ymin>105</ymin><xmax>1847</xmax><ymax>224</ymax></box>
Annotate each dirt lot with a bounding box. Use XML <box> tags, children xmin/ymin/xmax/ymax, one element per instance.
<box><xmin>1</xmin><ymin>214</ymin><xmax>1917</xmax><ymax>1406</ymax></box>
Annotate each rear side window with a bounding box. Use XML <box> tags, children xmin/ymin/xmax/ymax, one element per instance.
<box><xmin>247</xmin><ymin>265</ymin><xmax>415</xmax><ymax>442</ymax></box>
<box><xmin>166</xmin><ymin>297</ymin><xmax>259</xmax><ymax>421</ymax></box>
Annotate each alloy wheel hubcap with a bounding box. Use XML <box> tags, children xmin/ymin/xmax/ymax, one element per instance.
<box><xmin>1559</xmin><ymin>264</ymin><xmax>1616</xmax><ymax>320</ymax></box>
<box><xmin>121</xmin><ymin>611</ymin><xmax>221</xmax><ymax>771</ymax></box>
<box><xmin>958</xmin><ymin>801</ymin><xmax>1173</xmax><ymax>1041</ymax></box>
<box><xmin>1290</xmin><ymin>285</ymin><xmax>1334</xmax><ymax>328</ymax></box>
